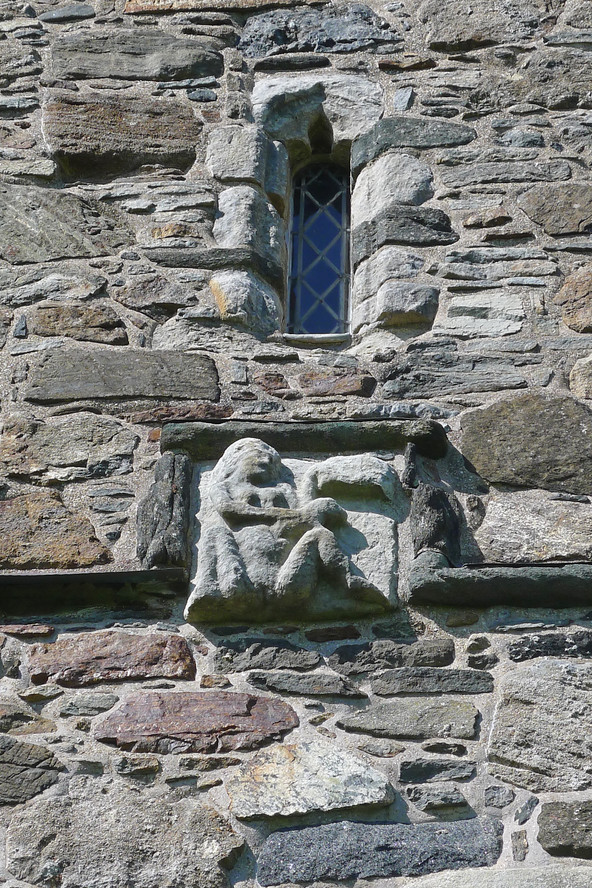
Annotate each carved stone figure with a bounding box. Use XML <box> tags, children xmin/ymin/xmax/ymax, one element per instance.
<box><xmin>184</xmin><ymin>438</ymin><xmax>398</xmax><ymax>622</ymax></box>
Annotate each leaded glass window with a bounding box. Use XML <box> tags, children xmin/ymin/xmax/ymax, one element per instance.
<box><xmin>287</xmin><ymin>165</ymin><xmax>350</xmax><ymax>335</ymax></box>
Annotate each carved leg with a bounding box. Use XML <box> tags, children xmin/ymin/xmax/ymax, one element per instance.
<box><xmin>196</xmin><ymin>524</ymin><xmax>253</xmax><ymax>600</ymax></box>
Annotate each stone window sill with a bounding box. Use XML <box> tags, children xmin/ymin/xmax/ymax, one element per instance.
<box><xmin>282</xmin><ymin>333</ymin><xmax>352</xmax><ymax>347</ymax></box>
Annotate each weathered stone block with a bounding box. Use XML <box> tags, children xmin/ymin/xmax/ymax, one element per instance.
<box><xmin>253</xmin><ymin>74</ymin><xmax>383</xmax><ymax>160</ymax></box>
<box><xmin>29</xmin><ymin>630</ymin><xmax>196</xmax><ymax>687</ymax></box>
<box><xmin>257</xmin><ymin>817</ymin><xmax>503</xmax><ymax>884</ymax></box>
<box><xmin>461</xmin><ymin>392</ymin><xmax>592</xmax><ymax>494</ymax></box>
<box><xmin>554</xmin><ymin>264</ymin><xmax>592</xmax><ymax>332</ymax></box>
<box><xmin>51</xmin><ymin>28</ymin><xmax>223</xmax><ymax>81</ymax></box>
<box><xmin>399</xmin><ymin>757</ymin><xmax>476</xmax><ymax>783</ymax></box>
<box><xmin>44</xmin><ymin>94</ymin><xmax>201</xmax><ymax>176</ymax></box>
<box><xmin>0</xmin><ymin>736</ymin><xmax>65</xmax><ymax>806</ymax></box>
<box><xmin>352</xmin><ymin>116</ymin><xmax>476</xmax><ymax>176</ymax></box>
<box><xmin>329</xmin><ymin>637</ymin><xmax>455</xmax><ymax>675</ymax></box>
<box><xmin>239</xmin><ymin>4</ymin><xmax>402</xmax><ymax>56</ymax></box>
<box><xmin>488</xmin><ymin>659</ymin><xmax>592</xmax><ymax>791</ymax></box>
<box><xmin>0</xmin><ymin>490</ymin><xmax>110</xmax><ymax>570</ymax></box>
<box><xmin>383</xmin><ymin>349</ymin><xmax>526</xmax><ymax>399</ymax></box>
<box><xmin>214</xmin><ymin>639</ymin><xmax>321</xmax><ymax>673</ymax></box>
<box><xmin>95</xmin><ymin>691</ymin><xmax>298</xmax><ymax>753</ymax></box>
<box><xmin>353</xmin><ymin>282</ymin><xmax>439</xmax><ymax>331</ymax></box>
<box><xmin>6</xmin><ymin>784</ymin><xmax>244</xmax><ymax>888</ymax></box>
<box><xmin>337</xmin><ymin>698</ymin><xmax>479</xmax><ymax>740</ymax></box>
<box><xmin>26</xmin><ymin>302</ymin><xmax>128</xmax><ymax>345</ymax></box>
<box><xmin>371</xmin><ymin>666</ymin><xmax>493</xmax><ymax>696</ymax></box>
<box><xmin>439</xmin><ymin>160</ymin><xmax>570</xmax><ymax>188</ymax></box>
<box><xmin>0</xmin><ymin>185</ymin><xmax>130</xmax><ymax>265</ymax></box>
<box><xmin>209</xmin><ymin>269</ymin><xmax>282</xmax><ymax>335</ymax></box>
<box><xmin>137</xmin><ymin>452</ymin><xmax>192</xmax><ymax>569</ymax></box>
<box><xmin>518</xmin><ymin>183</ymin><xmax>592</xmax><ymax>235</ymax></box>
<box><xmin>538</xmin><ymin>801</ymin><xmax>592</xmax><ymax>858</ymax></box>
<box><xmin>392</xmin><ymin>869</ymin><xmax>592</xmax><ymax>888</ymax></box>
<box><xmin>25</xmin><ymin>348</ymin><xmax>219</xmax><ymax>404</ymax></box>
<box><xmin>570</xmin><ymin>353</ymin><xmax>592</xmax><ymax>398</ymax></box>
<box><xmin>0</xmin><ymin>413</ymin><xmax>138</xmax><ymax>483</ymax></box>
<box><xmin>417</xmin><ymin>0</ymin><xmax>546</xmax><ymax>51</ymax></box>
<box><xmin>213</xmin><ymin>186</ymin><xmax>285</xmax><ymax>285</ymax></box>
<box><xmin>206</xmin><ymin>125</ymin><xmax>289</xmax><ymax>210</ymax></box>
<box><xmin>508</xmin><ymin>630</ymin><xmax>592</xmax><ymax>662</ymax></box>
<box><xmin>247</xmin><ymin>670</ymin><xmax>362</xmax><ymax>697</ymax></box>
<box><xmin>352</xmin><ymin>205</ymin><xmax>457</xmax><ymax>266</ymax></box>
<box><xmin>226</xmin><ymin>737</ymin><xmax>392</xmax><ymax>818</ymax></box>
<box><xmin>352</xmin><ymin>153</ymin><xmax>434</xmax><ymax>226</ymax></box>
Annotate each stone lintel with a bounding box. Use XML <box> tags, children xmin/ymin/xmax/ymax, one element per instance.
<box><xmin>160</xmin><ymin>418</ymin><xmax>448</xmax><ymax>461</ymax></box>
<box><xmin>408</xmin><ymin>560</ymin><xmax>592</xmax><ymax>607</ymax></box>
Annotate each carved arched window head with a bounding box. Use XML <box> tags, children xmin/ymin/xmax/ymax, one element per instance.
<box><xmin>287</xmin><ymin>164</ymin><xmax>350</xmax><ymax>336</ymax></box>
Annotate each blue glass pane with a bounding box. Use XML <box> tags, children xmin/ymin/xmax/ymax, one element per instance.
<box><xmin>289</xmin><ymin>165</ymin><xmax>349</xmax><ymax>335</ymax></box>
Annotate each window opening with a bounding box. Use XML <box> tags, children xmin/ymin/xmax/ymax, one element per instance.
<box><xmin>287</xmin><ymin>165</ymin><xmax>350</xmax><ymax>335</ymax></box>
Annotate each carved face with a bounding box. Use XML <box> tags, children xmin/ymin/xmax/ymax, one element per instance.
<box><xmin>216</xmin><ymin>438</ymin><xmax>283</xmax><ymax>486</ymax></box>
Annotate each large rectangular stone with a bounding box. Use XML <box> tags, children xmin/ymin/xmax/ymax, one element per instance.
<box><xmin>257</xmin><ymin>818</ymin><xmax>503</xmax><ymax>885</ymax></box>
<box><xmin>25</xmin><ymin>348</ymin><xmax>219</xmax><ymax>404</ymax></box>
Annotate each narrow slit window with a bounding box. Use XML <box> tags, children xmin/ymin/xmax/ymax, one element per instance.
<box><xmin>288</xmin><ymin>165</ymin><xmax>350</xmax><ymax>335</ymax></box>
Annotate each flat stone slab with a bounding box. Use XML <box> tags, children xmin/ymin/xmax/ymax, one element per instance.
<box><xmin>392</xmin><ymin>868</ymin><xmax>592</xmax><ymax>888</ymax></box>
<box><xmin>214</xmin><ymin>638</ymin><xmax>321</xmax><ymax>673</ymax></box>
<box><xmin>6</xmin><ymin>783</ymin><xmax>244</xmax><ymax>888</ymax></box>
<box><xmin>329</xmin><ymin>637</ymin><xmax>455</xmax><ymax>676</ymax></box>
<box><xmin>539</xmin><ymin>801</ymin><xmax>592</xmax><ymax>858</ymax></box>
<box><xmin>371</xmin><ymin>667</ymin><xmax>493</xmax><ymax>696</ymax></box>
<box><xmin>226</xmin><ymin>737</ymin><xmax>392</xmax><ymax>818</ymax></box>
<box><xmin>488</xmin><ymin>659</ymin><xmax>592</xmax><ymax>791</ymax></box>
<box><xmin>461</xmin><ymin>393</ymin><xmax>592</xmax><ymax>495</ymax></box>
<box><xmin>336</xmin><ymin>698</ymin><xmax>479</xmax><ymax>740</ymax></box>
<box><xmin>160</xmin><ymin>418</ymin><xmax>448</xmax><ymax>460</ymax></box>
<box><xmin>95</xmin><ymin>690</ymin><xmax>298</xmax><ymax>753</ymax></box>
<box><xmin>247</xmin><ymin>670</ymin><xmax>363</xmax><ymax>697</ymax></box>
<box><xmin>256</xmin><ymin>817</ymin><xmax>503</xmax><ymax>884</ymax></box>
<box><xmin>0</xmin><ymin>184</ymin><xmax>129</xmax><ymax>265</ymax></box>
<box><xmin>0</xmin><ymin>490</ymin><xmax>111</xmax><ymax>570</ymax></box>
<box><xmin>408</xmin><ymin>559</ymin><xmax>592</xmax><ymax>607</ymax></box>
<box><xmin>0</xmin><ymin>735</ymin><xmax>65</xmax><ymax>805</ymax></box>
<box><xmin>508</xmin><ymin>630</ymin><xmax>592</xmax><ymax>662</ymax></box>
<box><xmin>25</xmin><ymin>348</ymin><xmax>219</xmax><ymax>404</ymax></box>
<box><xmin>29</xmin><ymin>630</ymin><xmax>196</xmax><ymax>687</ymax></box>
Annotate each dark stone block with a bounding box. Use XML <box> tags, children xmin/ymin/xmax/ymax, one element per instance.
<box><xmin>508</xmin><ymin>630</ymin><xmax>592</xmax><ymax>662</ymax></box>
<box><xmin>371</xmin><ymin>666</ymin><xmax>493</xmax><ymax>696</ymax></box>
<box><xmin>257</xmin><ymin>817</ymin><xmax>503</xmax><ymax>884</ymax></box>
<box><xmin>137</xmin><ymin>453</ymin><xmax>192</xmax><ymax>569</ymax></box>
<box><xmin>399</xmin><ymin>757</ymin><xmax>477</xmax><ymax>783</ymax></box>
<box><xmin>352</xmin><ymin>204</ymin><xmax>458</xmax><ymax>267</ymax></box>
<box><xmin>329</xmin><ymin>637</ymin><xmax>455</xmax><ymax>676</ymax></box>
<box><xmin>0</xmin><ymin>736</ymin><xmax>65</xmax><ymax>805</ymax></box>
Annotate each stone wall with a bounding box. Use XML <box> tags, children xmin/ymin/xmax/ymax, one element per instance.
<box><xmin>2</xmin><ymin>0</ymin><xmax>592</xmax><ymax>883</ymax></box>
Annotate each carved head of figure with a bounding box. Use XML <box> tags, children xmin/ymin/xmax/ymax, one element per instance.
<box><xmin>212</xmin><ymin>438</ymin><xmax>284</xmax><ymax>487</ymax></box>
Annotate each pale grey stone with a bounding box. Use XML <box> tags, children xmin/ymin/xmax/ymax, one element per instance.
<box><xmin>337</xmin><ymin>698</ymin><xmax>479</xmax><ymax>740</ymax></box>
<box><xmin>475</xmin><ymin>490</ymin><xmax>592</xmax><ymax>563</ymax></box>
<box><xmin>488</xmin><ymin>659</ymin><xmax>592</xmax><ymax>791</ymax></box>
<box><xmin>247</xmin><ymin>669</ymin><xmax>363</xmax><ymax>696</ymax></box>
<box><xmin>6</xmin><ymin>782</ymin><xmax>244</xmax><ymax>888</ymax></box>
<box><xmin>252</xmin><ymin>74</ymin><xmax>383</xmax><ymax>160</ymax></box>
<box><xmin>0</xmin><ymin>271</ymin><xmax>107</xmax><ymax>308</ymax></box>
<box><xmin>570</xmin><ymin>353</ymin><xmax>592</xmax><ymax>398</ymax></box>
<box><xmin>185</xmin><ymin>440</ymin><xmax>394</xmax><ymax>623</ymax></box>
<box><xmin>353</xmin><ymin>246</ymin><xmax>424</xmax><ymax>299</ymax></box>
<box><xmin>353</xmin><ymin>283</ymin><xmax>439</xmax><ymax>332</ymax></box>
<box><xmin>25</xmin><ymin>348</ymin><xmax>219</xmax><ymax>404</ymax></box>
<box><xmin>352</xmin><ymin>116</ymin><xmax>476</xmax><ymax>175</ymax></box>
<box><xmin>383</xmin><ymin>349</ymin><xmax>527</xmax><ymax>399</ymax></box>
<box><xmin>226</xmin><ymin>737</ymin><xmax>392</xmax><ymax>818</ymax></box>
<box><xmin>352</xmin><ymin>153</ymin><xmax>434</xmax><ymax>227</ymax></box>
<box><xmin>206</xmin><ymin>125</ymin><xmax>288</xmax><ymax>211</ymax></box>
<box><xmin>257</xmin><ymin>817</ymin><xmax>503</xmax><ymax>884</ymax></box>
<box><xmin>0</xmin><ymin>413</ymin><xmax>139</xmax><ymax>483</ymax></box>
<box><xmin>434</xmin><ymin>292</ymin><xmax>525</xmax><ymax>338</ymax></box>
<box><xmin>0</xmin><ymin>185</ymin><xmax>130</xmax><ymax>265</ymax></box>
<box><xmin>213</xmin><ymin>187</ymin><xmax>285</xmax><ymax>283</ymax></box>
<box><xmin>538</xmin><ymin>801</ymin><xmax>592</xmax><ymax>858</ymax></box>
<box><xmin>418</xmin><ymin>0</ymin><xmax>547</xmax><ymax>51</ymax></box>
<box><xmin>439</xmin><ymin>160</ymin><xmax>571</xmax><ymax>187</ymax></box>
<box><xmin>392</xmin><ymin>868</ymin><xmax>592</xmax><ymax>888</ymax></box>
<box><xmin>208</xmin><ymin>270</ymin><xmax>282</xmax><ymax>336</ymax></box>
<box><xmin>51</xmin><ymin>29</ymin><xmax>223</xmax><ymax>81</ymax></box>
<box><xmin>39</xmin><ymin>4</ymin><xmax>95</xmax><ymax>21</ymax></box>
<box><xmin>59</xmin><ymin>693</ymin><xmax>119</xmax><ymax>717</ymax></box>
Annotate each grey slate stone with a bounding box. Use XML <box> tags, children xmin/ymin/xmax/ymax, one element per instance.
<box><xmin>137</xmin><ymin>452</ymin><xmax>192</xmax><ymax>569</ymax></box>
<box><xmin>371</xmin><ymin>667</ymin><xmax>493</xmax><ymax>696</ymax></box>
<box><xmin>25</xmin><ymin>348</ymin><xmax>219</xmax><ymax>404</ymax></box>
<box><xmin>352</xmin><ymin>116</ymin><xmax>476</xmax><ymax>176</ymax></box>
<box><xmin>383</xmin><ymin>351</ymin><xmax>527</xmax><ymax>399</ymax></box>
<box><xmin>0</xmin><ymin>185</ymin><xmax>130</xmax><ymax>265</ymax></box>
<box><xmin>399</xmin><ymin>757</ymin><xmax>477</xmax><ymax>783</ymax></box>
<box><xmin>439</xmin><ymin>160</ymin><xmax>571</xmax><ymax>188</ymax></box>
<box><xmin>508</xmin><ymin>630</ymin><xmax>592</xmax><ymax>662</ymax></box>
<box><xmin>256</xmin><ymin>817</ymin><xmax>503</xmax><ymax>885</ymax></box>
<box><xmin>484</xmin><ymin>785</ymin><xmax>515</xmax><ymax>808</ymax></box>
<box><xmin>353</xmin><ymin>204</ymin><xmax>458</xmax><ymax>266</ymax></box>
<box><xmin>329</xmin><ymin>637</ymin><xmax>455</xmax><ymax>676</ymax></box>
<box><xmin>239</xmin><ymin>4</ymin><xmax>402</xmax><ymax>57</ymax></box>
<box><xmin>461</xmin><ymin>392</ymin><xmax>592</xmax><ymax>495</ymax></box>
<box><xmin>538</xmin><ymin>801</ymin><xmax>592</xmax><ymax>858</ymax></box>
<box><xmin>336</xmin><ymin>698</ymin><xmax>479</xmax><ymax>740</ymax></box>
<box><xmin>51</xmin><ymin>29</ymin><xmax>223</xmax><ymax>81</ymax></box>
<box><xmin>0</xmin><ymin>735</ymin><xmax>65</xmax><ymax>805</ymax></box>
<box><xmin>214</xmin><ymin>638</ymin><xmax>321</xmax><ymax>673</ymax></box>
<box><xmin>406</xmin><ymin>784</ymin><xmax>468</xmax><ymax>812</ymax></box>
<box><xmin>247</xmin><ymin>670</ymin><xmax>364</xmax><ymax>697</ymax></box>
<box><xmin>38</xmin><ymin>3</ymin><xmax>95</xmax><ymax>21</ymax></box>
<box><xmin>59</xmin><ymin>693</ymin><xmax>119</xmax><ymax>717</ymax></box>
